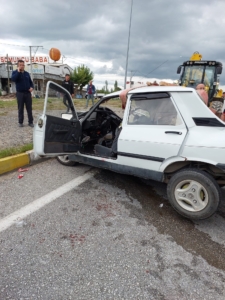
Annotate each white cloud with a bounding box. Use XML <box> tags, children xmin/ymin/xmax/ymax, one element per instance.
<box><xmin>0</xmin><ymin>0</ymin><xmax>225</xmax><ymax>89</ymax></box>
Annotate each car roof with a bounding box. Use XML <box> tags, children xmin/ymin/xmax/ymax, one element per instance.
<box><xmin>103</xmin><ymin>86</ymin><xmax>195</xmax><ymax>99</ymax></box>
<box><xmin>128</xmin><ymin>86</ymin><xmax>195</xmax><ymax>94</ymax></box>
<box><xmin>102</xmin><ymin>90</ymin><xmax>122</xmax><ymax>99</ymax></box>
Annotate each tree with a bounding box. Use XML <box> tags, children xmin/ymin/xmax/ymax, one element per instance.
<box><xmin>71</xmin><ymin>65</ymin><xmax>93</xmax><ymax>93</ymax></box>
<box><xmin>114</xmin><ymin>80</ymin><xmax>121</xmax><ymax>91</ymax></box>
<box><xmin>105</xmin><ymin>80</ymin><xmax>109</xmax><ymax>93</ymax></box>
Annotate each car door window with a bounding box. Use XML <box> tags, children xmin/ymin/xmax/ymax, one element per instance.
<box><xmin>128</xmin><ymin>97</ymin><xmax>182</xmax><ymax>126</ymax></box>
<box><xmin>44</xmin><ymin>81</ymin><xmax>77</xmax><ymax>120</ymax></box>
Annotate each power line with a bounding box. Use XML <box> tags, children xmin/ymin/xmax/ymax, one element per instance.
<box><xmin>0</xmin><ymin>42</ymin><xmax>28</xmax><ymax>48</ymax></box>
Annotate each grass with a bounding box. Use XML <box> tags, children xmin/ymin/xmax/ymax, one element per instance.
<box><xmin>0</xmin><ymin>97</ymin><xmax>122</xmax><ymax>111</ymax></box>
<box><xmin>0</xmin><ymin>143</ymin><xmax>33</xmax><ymax>159</ymax></box>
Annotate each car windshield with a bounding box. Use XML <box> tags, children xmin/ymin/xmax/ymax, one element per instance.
<box><xmin>181</xmin><ymin>65</ymin><xmax>215</xmax><ymax>91</ymax></box>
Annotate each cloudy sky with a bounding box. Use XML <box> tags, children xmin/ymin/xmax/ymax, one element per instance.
<box><xmin>1</xmin><ymin>0</ymin><xmax>225</xmax><ymax>90</ymax></box>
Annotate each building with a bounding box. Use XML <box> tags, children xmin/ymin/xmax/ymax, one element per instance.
<box><xmin>0</xmin><ymin>56</ymin><xmax>73</xmax><ymax>97</ymax></box>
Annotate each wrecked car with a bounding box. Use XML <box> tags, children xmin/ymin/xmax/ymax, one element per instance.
<box><xmin>34</xmin><ymin>81</ymin><xmax>225</xmax><ymax>220</ymax></box>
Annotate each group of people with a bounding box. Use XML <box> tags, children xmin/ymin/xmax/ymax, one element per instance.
<box><xmin>62</xmin><ymin>75</ymin><xmax>96</xmax><ymax>110</ymax></box>
<box><xmin>11</xmin><ymin>59</ymin><xmax>96</xmax><ymax>127</ymax></box>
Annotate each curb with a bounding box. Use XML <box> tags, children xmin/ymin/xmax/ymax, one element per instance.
<box><xmin>0</xmin><ymin>150</ymin><xmax>44</xmax><ymax>176</ymax></box>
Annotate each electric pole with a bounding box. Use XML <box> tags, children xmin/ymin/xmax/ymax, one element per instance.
<box><xmin>129</xmin><ymin>70</ymin><xmax>136</xmax><ymax>88</ymax></box>
<box><xmin>29</xmin><ymin>45</ymin><xmax>43</xmax><ymax>81</ymax></box>
<box><xmin>6</xmin><ymin>54</ymin><xmax>10</xmax><ymax>93</ymax></box>
<box><xmin>29</xmin><ymin>45</ymin><xmax>43</xmax><ymax>96</ymax></box>
<box><xmin>124</xmin><ymin>0</ymin><xmax>133</xmax><ymax>89</ymax></box>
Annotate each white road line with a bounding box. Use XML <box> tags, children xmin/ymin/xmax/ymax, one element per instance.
<box><xmin>0</xmin><ymin>171</ymin><xmax>95</xmax><ymax>233</ymax></box>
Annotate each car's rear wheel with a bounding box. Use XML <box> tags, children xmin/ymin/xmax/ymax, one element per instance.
<box><xmin>167</xmin><ymin>168</ymin><xmax>221</xmax><ymax>220</ymax></box>
<box><xmin>56</xmin><ymin>155</ymin><xmax>78</xmax><ymax>166</ymax></box>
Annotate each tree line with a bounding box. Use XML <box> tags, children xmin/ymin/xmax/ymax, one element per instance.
<box><xmin>71</xmin><ymin>64</ymin><xmax>121</xmax><ymax>94</ymax></box>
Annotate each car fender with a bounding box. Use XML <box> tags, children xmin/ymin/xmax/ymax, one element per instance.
<box><xmin>159</xmin><ymin>156</ymin><xmax>187</xmax><ymax>173</ymax></box>
<box><xmin>160</xmin><ymin>156</ymin><xmax>224</xmax><ymax>173</ymax></box>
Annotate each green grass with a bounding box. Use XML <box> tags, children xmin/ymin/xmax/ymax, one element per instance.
<box><xmin>0</xmin><ymin>97</ymin><xmax>122</xmax><ymax>111</ymax></box>
<box><xmin>0</xmin><ymin>143</ymin><xmax>33</xmax><ymax>159</ymax></box>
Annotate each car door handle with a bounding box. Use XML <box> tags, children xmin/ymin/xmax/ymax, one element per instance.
<box><xmin>53</xmin><ymin>129</ymin><xmax>69</xmax><ymax>134</ymax></box>
<box><xmin>165</xmin><ymin>131</ymin><xmax>182</xmax><ymax>135</ymax></box>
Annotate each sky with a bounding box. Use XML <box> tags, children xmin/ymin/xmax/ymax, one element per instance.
<box><xmin>1</xmin><ymin>0</ymin><xmax>225</xmax><ymax>90</ymax></box>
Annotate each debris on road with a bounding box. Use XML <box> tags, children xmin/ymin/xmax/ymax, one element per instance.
<box><xmin>18</xmin><ymin>168</ymin><xmax>29</xmax><ymax>172</ymax></box>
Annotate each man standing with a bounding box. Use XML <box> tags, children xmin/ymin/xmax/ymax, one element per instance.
<box><xmin>62</xmin><ymin>74</ymin><xmax>74</xmax><ymax>112</ymax></box>
<box><xmin>86</xmin><ymin>80</ymin><xmax>95</xmax><ymax>108</ymax></box>
<box><xmin>11</xmin><ymin>60</ymin><xmax>34</xmax><ymax>127</ymax></box>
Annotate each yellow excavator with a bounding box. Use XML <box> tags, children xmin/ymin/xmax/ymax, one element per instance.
<box><xmin>177</xmin><ymin>51</ymin><xmax>223</xmax><ymax>102</ymax></box>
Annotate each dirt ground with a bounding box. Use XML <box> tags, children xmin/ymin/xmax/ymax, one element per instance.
<box><xmin>0</xmin><ymin>100</ymin><xmax>124</xmax><ymax>151</ymax></box>
<box><xmin>0</xmin><ymin>109</ymin><xmax>37</xmax><ymax>150</ymax></box>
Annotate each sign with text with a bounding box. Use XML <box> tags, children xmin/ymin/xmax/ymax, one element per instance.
<box><xmin>45</xmin><ymin>64</ymin><xmax>61</xmax><ymax>75</ymax></box>
<box><xmin>0</xmin><ymin>56</ymin><xmax>49</xmax><ymax>64</ymax></box>
<box><xmin>13</xmin><ymin>64</ymin><xmax>44</xmax><ymax>74</ymax></box>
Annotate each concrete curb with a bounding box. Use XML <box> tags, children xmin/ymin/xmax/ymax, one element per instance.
<box><xmin>0</xmin><ymin>150</ymin><xmax>44</xmax><ymax>175</ymax></box>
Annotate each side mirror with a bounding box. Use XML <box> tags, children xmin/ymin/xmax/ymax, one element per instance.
<box><xmin>217</xmin><ymin>66</ymin><xmax>222</xmax><ymax>75</ymax></box>
<box><xmin>177</xmin><ymin>66</ymin><xmax>182</xmax><ymax>74</ymax></box>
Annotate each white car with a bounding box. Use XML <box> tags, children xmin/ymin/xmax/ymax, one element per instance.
<box><xmin>34</xmin><ymin>81</ymin><xmax>225</xmax><ymax>220</ymax></box>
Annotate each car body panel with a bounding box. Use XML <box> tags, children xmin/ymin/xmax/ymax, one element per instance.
<box><xmin>68</xmin><ymin>152</ymin><xmax>163</xmax><ymax>181</ymax></box>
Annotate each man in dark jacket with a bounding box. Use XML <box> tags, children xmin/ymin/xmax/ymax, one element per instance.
<box><xmin>11</xmin><ymin>60</ymin><xmax>34</xmax><ymax>127</ymax></box>
<box><xmin>62</xmin><ymin>74</ymin><xmax>74</xmax><ymax>112</ymax></box>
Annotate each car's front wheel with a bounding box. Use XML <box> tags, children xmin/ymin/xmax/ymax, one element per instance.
<box><xmin>56</xmin><ymin>155</ymin><xmax>78</xmax><ymax>166</ymax></box>
<box><xmin>167</xmin><ymin>168</ymin><xmax>221</xmax><ymax>220</ymax></box>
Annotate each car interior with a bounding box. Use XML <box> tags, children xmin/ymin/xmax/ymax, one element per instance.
<box><xmin>63</xmin><ymin>99</ymin><xmax>122</xmax><ymax>158</ymax></box>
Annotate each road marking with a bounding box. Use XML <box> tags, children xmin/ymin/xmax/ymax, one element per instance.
<box><xmin>0</xmin><ymin>171</ymin><xmax>95</xmax><ymax>233</ymax></box>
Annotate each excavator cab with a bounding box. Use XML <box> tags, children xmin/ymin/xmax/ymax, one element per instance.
<box><xmin>177</xmin><ymin>52</ymin><xmax>223</xmax><ymax>101</ymax></box>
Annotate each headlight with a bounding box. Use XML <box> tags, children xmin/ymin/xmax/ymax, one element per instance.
<box><xmin>38</xmin><ymin>118</ymin><xmax>44</xmax><ymax>128</ymax></box>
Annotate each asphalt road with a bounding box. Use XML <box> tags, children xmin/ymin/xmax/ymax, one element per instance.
<box><xmin>1</xmin><ymin>159</ymin><xmax>225</xmax><ymax>300</ymax></box>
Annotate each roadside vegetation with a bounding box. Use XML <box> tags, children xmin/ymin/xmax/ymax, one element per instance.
<box><xmin>0</xmin><ymin>143</ymin><xmax>33</xmax><ymax>159</ymax></box>
<box><xmin>0</xmin><ymin>97</ymin><xmax>121</xmax><ymax>111</ymax></box>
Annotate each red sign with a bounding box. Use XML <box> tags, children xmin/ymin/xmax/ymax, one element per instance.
<box><xmin>0</xmin><ymin>56</ymin><xmax>49</xmax><ymax>64</ymax></box>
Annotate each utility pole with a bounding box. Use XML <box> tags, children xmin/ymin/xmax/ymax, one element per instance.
<box><xmin>62</xmin><ymin>55</ymin><xmax>66</xmax><ymax>64</ymax></box>
<box><xmin>6</xmin><ymin>53</ymin><xmax>10</xmax><ymax>94</ymax></box>
<box><xmin>124</xmin><ymin>0</ymin><xmax>133</xmax><ymax>89</ymax></box>
<box><xmin>29</xmin><ymin>45</ymin><xmax>43</xmax><ymax>81</ymax></box>
<box><xmin>129</xmin><ymin>70</ymin><xmax>136</xmax><ymax>88</ymax></box>
<box><xmin>29</xmin><ymin>46</ymin><xmax>32</xmax><ymax>82</ymax></box>
<box><xmin>29</xmin><ymin>45</ymin><xmax>43</xmax><ymax>96</ymax></box>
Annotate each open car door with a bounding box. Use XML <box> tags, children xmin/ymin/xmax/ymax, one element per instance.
<box><xmin>33</xmin><ymin>81</ymin><xmax>81</xmax><ymax>157</ymax></box>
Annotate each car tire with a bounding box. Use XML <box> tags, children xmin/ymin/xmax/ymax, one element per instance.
<box><xmin>56</xmin><ymin>155</ymin><xmax>78</xmax><ymax>166</ymax></box>
<box><xmin>167</xmin><ymin>168</ymin><xmax>221</xmax><ymax>220</ymax></box>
